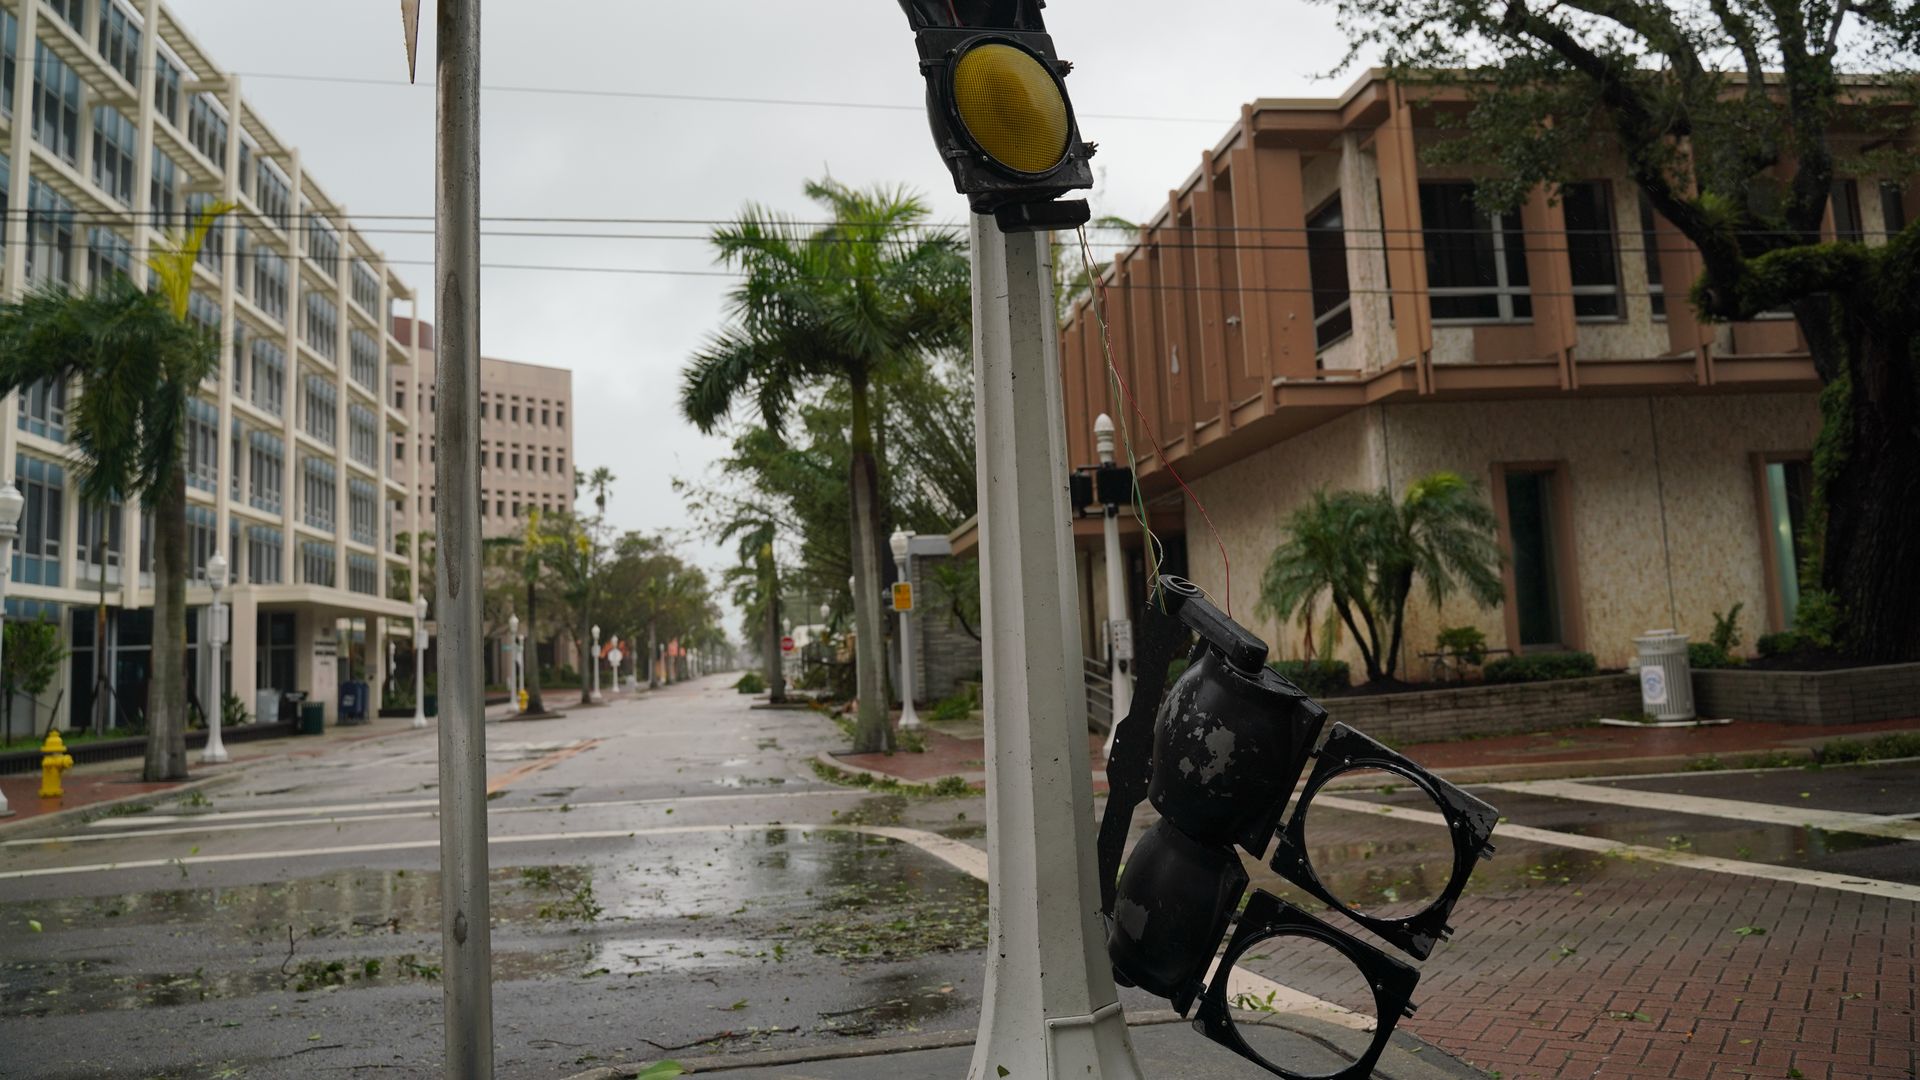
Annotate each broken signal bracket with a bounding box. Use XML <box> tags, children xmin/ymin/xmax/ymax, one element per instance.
<box><xmin>1192</xmin><ymin>891</ymin><xmax>1421</xmax><ymax>1080</ymax></box>
<box><xmin>1267</xmin><ymin>723</ymin><xmax>1501</xmax><ymax>961</ymax></box>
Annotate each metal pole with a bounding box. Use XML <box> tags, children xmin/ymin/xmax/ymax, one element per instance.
<box><xmin>590</xmin><ymin>625</ymin><xmax>601</xmax><ymax>702</ymax></box>
<box><xmin>967</xmin><ymin>217</ymin><xmax>1144</xmax><ymax>1080</ymax></box>
<box><xmin>892</xmin><ymin>531</ymin><xmax>921</xmax><ymax>730</ymax></box>
<box><xmin>1095</xmin><ymin>415</ymin><xmax>1132</xmax><ymax>755</ymax></box>
<box><xmin>434</xmin><ymin>0</ymin><xmax>494</xmax><ymax>1074</ymax></box>
<box><xmin>412</xmin><ymin>594</ymin><xmax>428</xmax><ymax>731</ymax></box>
<box><xmin>0</xmin><ymin>531</ymin><xmax>11</xmax><ymax>817</ymax></box>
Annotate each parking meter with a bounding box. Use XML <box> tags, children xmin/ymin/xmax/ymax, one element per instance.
<box><xmin>1098</xmin><ymin>576</ymin><xmax>1500</xmax><ymax>1079</ymax></box>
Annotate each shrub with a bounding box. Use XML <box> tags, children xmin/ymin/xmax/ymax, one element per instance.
<box><xmin>1687</xmin><ymin>641</ymin><xmax>1741</xmax><ymax>669</ymax></box>
<box><xmin>930</xmin><ymin>691</ymin><xmax>976</xmax><ymax>723</ymax></box>
<box><xmin>1166</xmin><ymin>656</ymin><xmax>1192</xmax><ymax>683</ymax></box>
<box><xmin>1483</xmin><ymin>651</ymin><xmax>1598</xmax><ymax>684</ymax></box>
<box><xmin>1268</xmin><ymin>659</ymin><xmax>1352</xmax><ymax>698</ymax></box>
<box><xmin>1710</xmin><ymin>602</ymin><xmax>1745</xmax><ymax>653</ymax></box>
<box><xmin>734</xmin><ymin>671</ymin><xmax>766</xmax><ymax>694</ymax></box>
<box><xmin>1756</xmin><ymin>631</ymin><xmax>1804</xmax><ymax>658</ymax></box>
<box><xmin>1435</xmin><ymin>625</ymin><xmax>1489</xmax><ymax>666</ymax></box>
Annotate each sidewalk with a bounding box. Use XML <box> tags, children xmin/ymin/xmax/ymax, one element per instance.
<box><xmin>567</xmin><ymin>1011</ymin><xmax>1486</xmax><ymax>1079</ymax></box>
<box><xmin>831</xmin><ymin>713</ymin><xmax>1920</xmax><ymax>790</ymax></box>
<box><xmin>0</xmin><ymin>712</ymin><xmax>428</xmax><ymax>833</ymax></box>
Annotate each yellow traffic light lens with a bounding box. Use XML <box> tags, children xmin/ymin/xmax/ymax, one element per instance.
<box><xmin>952</xmin><ymin>43</ymin><xmax>1070</xmax><ymax>175</ymax></box>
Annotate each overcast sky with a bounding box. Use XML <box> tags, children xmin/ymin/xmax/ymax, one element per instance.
<box><xmin>169</xmin><ymin>0</ymin><xmax>1365</xmax><ymax>633</ymax></box>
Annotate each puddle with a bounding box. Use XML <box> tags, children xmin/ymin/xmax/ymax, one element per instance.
<box><xmin>815</xmin><ymin>970</ymin><xmax>966</xmax><ymax>1035</ymax></box>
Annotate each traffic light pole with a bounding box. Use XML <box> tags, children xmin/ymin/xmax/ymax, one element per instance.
<box><xmin>967</xmin><ymin>216</ymin><xmax>1145</xmax><ymax>1080</ymax></box>
<box><xmin>434</xmin><ymin>1</ymin><xmax>495</xmax><ymax>1075</ymax></box>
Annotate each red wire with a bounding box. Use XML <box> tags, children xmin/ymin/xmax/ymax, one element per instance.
<box><xmin>946</xmin><ymin>1</ymin><xmax>961</xmax><ymax>25</ymax></box>
<box><xmin>1091</xmin><ymin>274</ymin><xmax>1233</xmax><ymax>618</ymax></box>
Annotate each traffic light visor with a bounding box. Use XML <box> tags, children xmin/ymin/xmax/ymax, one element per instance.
<box><xmin>952</xmin><ymin>42</ymin><xmax>1070</xmax><ymax>175</ymax></box>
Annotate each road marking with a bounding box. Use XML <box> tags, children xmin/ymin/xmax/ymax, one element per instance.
<box><xmin>1312</xmin><ymin>795</ymin><xmax>1920</xmax><ymax>904</ymax></box>
<box><xmin>15</xmin><ymin>789</ymin><xmax>857</xmax><ymax>847</ymax></box>
<box><xmin>486</xmin><ymin>738</ymin><xmax>602</xmax><ymax>793</ymax></box>
<box><xmin>1482</xmin><ymin>779</ymin><xmax>1920</xmax><ymax>841</ymax></box>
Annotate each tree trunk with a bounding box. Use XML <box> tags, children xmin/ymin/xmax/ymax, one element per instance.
<box><xmin>761</xmin><ymin>554</ymin><xmax>786</xmax><ymax>703</ymax></box>
<box><xmin>143</xmin><ymin>474</ymin><xmax>190</xmax><ymax>781</ymax></box>
<box><xmin>523</xmin><ymin>577</ymin><xmax>546</xmax><ymax>714</ymax></box>
<box><xmin>649</xmin><ymin>618</ymin><xmax>661</xmax><ymax>690</ymax></box>
<box><xmin>847</xmin><ymin>372</ymin><xmax>892</xmax><ymax>753</ymax></box>
<box><xmin>580</xmin><ymin>611</ymin><xmax>593</xmax><ymax>705</ymax></box>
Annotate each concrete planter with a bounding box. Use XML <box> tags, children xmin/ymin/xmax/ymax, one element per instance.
<box><xmin>1318</xmin><ymin>674</ymin><xmax>1641</xmax><ymax>746</ymax></box>
<box><xmin>1692</xmin><ymin>661</ymin><xmax>1920</xmax><ymax>726</ymax></box>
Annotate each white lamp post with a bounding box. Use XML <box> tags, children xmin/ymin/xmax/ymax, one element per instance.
<box><xmin>1094</xmin><ymin>414</ymin><xmax>1133</xmax><ymax>755</ymax></box>
<box><xmin>201</xmin><ymin>552</ymin><xmax>230</xmax><ymax>764</ymax></box>
<box><xmin>507</xmin><ymin>613</ymin><xmax>520</xmax><ymax>705</ymax></box>
<box><xmin>0</xmin><ymin>481</ymin><xmax>22</xmax><ymax>817</ymax></box>
<box><xmin>590</xmin><ymin>624</ymin><xmax>602</xmax><ymax>702</ymax></box>
<box><xmin>413</xmin><ymin>594</ymin><xmax>430</xmax><ymax>730</ymax></box>
<box><xmin>890</xmin><ymin>530</ymin><xmax>922</xmax><ymax>731</ymax></box>
<box><xmin>609</xmin><ymin>639</ymin><xmax>625</xmax><ymax>690</ymax></box>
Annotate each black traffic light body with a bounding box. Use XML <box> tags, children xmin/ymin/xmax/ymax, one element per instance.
<box><xmin>1097</xmin><ymin>577</ymin><xmax>1502</xmax><ymax>1079</ymax></box>
<box><xmin>895</xmin><ymin>0</ymin><xmax>1095</xmax><ymax>230</ymax></box>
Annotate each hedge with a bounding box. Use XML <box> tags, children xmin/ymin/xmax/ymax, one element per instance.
<box><xmin>1268</xmin><ymin>659</ymin><xmax>1352</xmax><ymax>698</ymax></box>
<box><xmin>1482</xmin><ymin>651</ymin><xmax>1598</xmax><ymax>684</ymax></box>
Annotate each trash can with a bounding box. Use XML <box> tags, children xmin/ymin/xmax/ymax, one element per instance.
<box><xmin>299</xmin><ymin>702</ymin><xmax>326</xmax><ymax>736</ymax></box>
<box><xmin>279</xmin><ymin>690</ymin><xmax>308</xmax><ymax>725</ymax></box>
<box><xmin>1633</xmin><ymin>629</ymin><xmax>1695</xmax><ymax>722</ymax></box>
<box><xmin>254</xmin><ymin>689</ymin><xmax>280</xmax><ymax>728</ymax></box>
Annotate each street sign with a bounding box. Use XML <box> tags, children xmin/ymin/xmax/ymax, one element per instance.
<box><xmin>781</xmin><ymin>635</ymin><xmax>796</xmax><ymax>654</ymax></box>
<box><xmin>891</xmin><ymin>582</ymin><xmax>914</xmax><ymax>612</ymax></box>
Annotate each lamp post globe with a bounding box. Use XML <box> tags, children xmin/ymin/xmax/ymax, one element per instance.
<box><xmin>412</xmin><ymin>594</ymin><xmax>430</xmax><ymax>729</ymax></box>
<box><xmin>201</xmin><ymin>552</ymin><xmax>231</xmax><ymax>764</ymax></box>
<box><xmin>0</xmin><ymin>482</ymin><xmax>18</xmax><ymax>816</ymax></box>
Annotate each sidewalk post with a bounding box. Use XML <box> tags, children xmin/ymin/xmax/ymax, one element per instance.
<box><xmin>590</xmin><ymin>624</ymin><xmax>602</xmax><ymax>702</ymax></box>
<box><xmin>0</xmin><ymin>480</ymin><xmax>17</xmax><ymax>815</ymax></box>
<box><xmin>1094</xmin><ymin>415</ymin><xmax>1132</xmax><ymax>754</ymax></box>
<box><xmin>432</xmin><ymin>0</ymin><xmax>496</xmax><ymax>1073</ymax></box>
<box><xmin>889</xmin><ymin>530</ymin><xmax>921</xmax><ymax>731</ymax></box>
<box><xmin>507</xmin><ymin>612</ymin><xmax>520</xmax><ymax>704</ymax></box>
<box><xmin>967</xmin><ymin>217</ymin><xmax>1144</xmax><ymax>1080</ymax></box>
<box><xmin>201</xmin><ymin>552</ymin><xmax>230</xmax><ymax>764</ymax></box>
<box><xmin>412</xmin><ymin>594</ymin><xmax>428</xmax><ymax>730</ymax></box>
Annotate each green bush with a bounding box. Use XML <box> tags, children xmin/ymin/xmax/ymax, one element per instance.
<box><xmin>930</xmin><ymin>691</ymin><xmax>976</xmax><ymax>722</ymax></box>
<box><xmin>1166</xmin><ymin>656</ymin><xmax>1191</xmax><ymax>683</ymax></box>
<box><xmin>1268</xmin><ymin>659</ymin><xmax>1352</xmax><ymax>697</ymax></box>
<box><xmin>1687</xmin><ymin>641</ymin><xmax>1741</xmax><ymax>669</ymax></box>
<box><xmin>1756</xmin><ymin>631</ymin><xmax>1804</xmax><ymax>658</ymax></box>
<box><xmin>1483</xmin><ymin>651</ymin><xmax>1598</xmax><ymax>684</ymax></box>
<box><xmin>1710</xmin><ymin>603</ymin><xmax>1745</xmax><ymax>653</ymax></box>
<box><xmin>734</xmin><ymin>671</ymin><xmax>766</xmax><ymax>694</ymax></box>
<box><xmin>1435</xmin><ymin>625</ymin><xmax>1489</xmax><ymax>666</ymax></box>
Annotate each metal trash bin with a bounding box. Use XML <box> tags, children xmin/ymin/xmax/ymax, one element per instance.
<box><xmin>1633</xmin><ymin>629</ymin><xmax>1695</xmax><ymax>722</ymax></box>
<box><xmin>279</xmin><ymin>690</ymin><xmax>308</xmax><ymax>724</ymax></box>
<box><xmin>299</xmin><ymin>702</ymin><xmax>326</xmax><ymax>736</ymax></box>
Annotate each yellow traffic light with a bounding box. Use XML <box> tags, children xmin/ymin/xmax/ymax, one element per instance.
<box><xmin>951</xmin><ymin>42</ymin><xmax>1070</xmax><ymax>175</ymax></box>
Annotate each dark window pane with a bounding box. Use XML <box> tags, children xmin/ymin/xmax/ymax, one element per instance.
<box><xmin>1880</xmin><ymin>181</ymin><xmax>1907</xmax><ymax>237</ymax></box>
<box><xmin>1505</xmin><ymin>470</ymin><xmax>1562</xmax><ymax>647</ymax></box>
<box><xmin>1830</xmin><ymin>180</ymin><xmax>1863</xmax><ymax>243</ymax></box>
<box><xmin>1421</xmin><ymin>183</ymin><xmax>1499</xmax><ymax>289</ymax></box>
<box><xmin>1431</xmin><ymin>294</ymin><xmax>1501</xmax><ymax>321</ymax></box>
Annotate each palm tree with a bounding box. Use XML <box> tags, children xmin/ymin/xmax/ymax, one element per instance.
<box><xmin>586</xmin><ymin>467</ymin><xmax>616</xmax><ymax>515</ymax></box>
<box><xmin>680</xmin><ymin>179</ymin><xmax>968</xmax><ymax>752</ymax></box>
<box><xmin>1259</xmin><ymin>471</ymin><xmax>1504</xmax><ymax>684</ymax></box>
<box><xmin>0</xmin><ymin>204</ymin><xmax>232</xmax><ymax>780</ymax></box>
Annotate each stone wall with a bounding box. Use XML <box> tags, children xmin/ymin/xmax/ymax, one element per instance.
<box><xmin>1693</xmin><ymin>663</ymin><xmax>1920</xmax><ymax>726</ymax></box>
<box><xmin>1318</xmin><ymin>674</ymin><xmax>1642</xmax><ymax>747</ymax></box>
<box><xmin>910</xmin><ymin>554</ymin><xmax>982</xmax><ymax>704</ymax></box>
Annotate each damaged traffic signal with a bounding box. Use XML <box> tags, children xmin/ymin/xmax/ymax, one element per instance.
<box><xmin>895</xmin><ymin>0</ymin><xmax>1095</xmax><ymax>232</ymax></box>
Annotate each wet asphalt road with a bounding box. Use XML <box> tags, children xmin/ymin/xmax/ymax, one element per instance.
<box><xmin>2</xmin><ymin>678</ymin><xmax>1915</xmax><ymax>1079</ymax></box>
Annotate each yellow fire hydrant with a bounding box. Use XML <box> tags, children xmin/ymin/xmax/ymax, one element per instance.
<box><xmin>517</xmin><ymin>688</ymin><xmax>529</xmax><ymax>711</ymax></box>
<box><xmin>39</xmin><ymin>731</ymin><xmax>74</xmax><ymax>799</ymax></box>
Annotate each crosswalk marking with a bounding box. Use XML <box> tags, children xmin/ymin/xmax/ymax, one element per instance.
<box><xmin>1480</xmin><ymin>778</ymin><xmax>1920</xmax><ymax>841</ymax></box>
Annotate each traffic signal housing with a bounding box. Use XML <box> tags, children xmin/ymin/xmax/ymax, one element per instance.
<box><xmin>896</xmin><ymin>0</ymin><xmax>1095</xmax><ymax>231</ymax></box>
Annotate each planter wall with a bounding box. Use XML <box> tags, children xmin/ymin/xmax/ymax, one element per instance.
<box><xmin>0</xmin><ymin>722</ymin><xmax>296</xmax><ymax>776</ymax></box>
<box><xmin>1319</xmin><ymin>674</ymin><xmax>1640</xmax><ymax>746</ymax></box>
<box><xmin>1693</xmin><ymin>662</ymin><xmax>1920</xmax><ymax>726</ymax></box>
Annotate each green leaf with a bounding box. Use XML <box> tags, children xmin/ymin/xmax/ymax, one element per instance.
<box><xmin>27</xmin><ymin>919</ymin><xmax>42</xmax><ymax>932</ymax></box>
<box><xmin>997</xmin><ymin>1068</ymin><xmax>1011</xmax><ymax>1078</ymax></box>
<box><xmin>1733</xmin><ymin>925</ymin><xmax>1766</xmax><ymax>937</ymax></box>
<box><xmin>635</xmin><ymin>1064</ymin><xmax>684</xmax><ymax>1080</ymax></box>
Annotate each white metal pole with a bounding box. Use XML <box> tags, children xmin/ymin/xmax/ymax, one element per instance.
<box><xmin>412</xmin><ymin>594</ymin><xmax>428</xmax><ymax>731</ymax></box>
<box><xmin>590</xmin><ymin>624</ymin><xmax>601</xmax><ymax>702</ymax></box>
<box><xmin>892</xmin><ymin>531</ymin><xmax>921</xmax><ymax>730</ymax></box>
<box><xmin>434</xmin><ymin>0</ymin><xmax>496</xmax><ymax>1072</ymax></box>
<box><xmin>967</xmin><ymin>217</ymin><xmax>1144</xmax><ymax>1080</ymax></box>
<box><xmin>1095</xmin><ymin>415</ymin><xmax>1132</xmax><ymax>756</ymax></box>
<box><xmin>0</xmin><ymin>530</ymin><xmax>11</xmax><ymax>817</ymax></box>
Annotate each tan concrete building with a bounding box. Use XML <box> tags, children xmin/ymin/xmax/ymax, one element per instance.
<box><xmin>1031</xmin><ymin>73</ymin><xmax>1913</xmax><ymax>678</ymax></box>
<box><xmin>389</xmin><ymin>318</ymin><xmax>576</xmax><ymax>539</ymax></box>
<box><xmin>0</xmin><ymin>0</ymin><xmax>425</xmax><ymax>733</ymax></box>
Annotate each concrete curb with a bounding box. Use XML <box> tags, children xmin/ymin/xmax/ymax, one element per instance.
<box><xmin>815</xmin><ymin>751</ymin><xmax>985</xmax><ymax>790</ymax></box>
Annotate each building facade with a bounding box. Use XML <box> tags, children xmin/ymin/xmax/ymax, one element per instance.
<box><xmin>0</xmin><ymin>0</ymin><xmax>424</xmax><ymax>733</ymax></box>
<box><xmin>1043</xmin><ymin>74</ymin><xmax>1914</xmax><ymax>677</ymax></box>
<box><xmin>389</xmin><ymin>318</ymin><xmax>574</xmax><ymax>540</ymax></box>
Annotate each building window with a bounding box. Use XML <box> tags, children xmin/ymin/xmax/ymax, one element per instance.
<box><xmin>351</xmin><ymin>259</ymin><xmax>381</xmax><ymax>315</ymax></box>
<box><xmin>302</xmin><ymin>374</ymin><xmax>337</xmax><ymax>445</ymax></box>
<box><xmin>256</xmin><ymin>163</ymin><xmax>291</xmax><ymax>231</ymax></box>
<box><xmin>1500</xmin><ymin>467</ymin><xmax>1568</xmax><ymax>649</ymax></box>
<box><xmin>17</xmin><ymin>378</ymin><xmax>66</xmax><ymax>441</ymax></box>
<box><xmin>185</xmin><ymin>398</ymin><xmax>219</xmax><ymax>493</ymax></box>
<box><xmin>1760</xmin><ymin>458</ymin><xmax>1814</xmax><ymax>629</ymax></box>
<box><xmin>188</xmin><ymin>193</ymin><xmax>227</xmax><ymax>274</ymax></box>
<box><xmin>304</xmin><ymin>291</ymin><xmax>338</xmax><ymax>359</ymax></box>
<box><xmin>556</xmin><ymin>408</ymin><xmax>564</xmax><ymax>428</ymax></box>
<box><xmin>187</xmin><ymin>94</ymin><xmax>229</xmax><ymax>169</ymax></box>
<box><xmin>304</xmin><ymin>212</ymin><xmax>340</xmax><ymax>277</ymax></box>
<box><xmin>91</xmin><ymin>105</ymin><xmax>137</xmax><ymax>205</ymax></box>
<box><xmin>349</xmin><ymin>329</ymin><xmax>380</xmax><ymax>389</ymax></box>
<box><xmin>248</xmin><ymin>526</ymin><xmax>283</xmax><ymax>584</ymax></box>
<box><xmin>299</xmin><ymin>540</ymin><xmax>335</xmax><ymax>588</ymax></box>
<box><xmin>251</xmin><ymin>339</ymin><xmax>287</xmax><ymax>416</ymax></box>
<box><xmin>0</xmin><ymin>12</ymin><xmax>17</xmax><ymax>118</ymax></box>
<box><xmin>1880</xmin><ymin>181</ymin><xmax>1908</xmax><ymax>238</ymax></box>
<box><xmin>87</xmin><ymin>227</ymin><xmax>133</xmax><ymax>290</ymax></box>
<box><xmin>348</xmin><ymin>552</ymin><xmax>378</xmax><ymax>596</ymax></box>
<box><xmin>394</xmin><ymin>388</ymin><xmax>406</xmax><ymax>411</ymax></box>
<box><xmin>393</xmin><ymin>436</ymin><xmax>405</xmax><ymax>465</ymax></box>
<box><xmin>302</xmin><ymin>457</ymin><xmax>337</xmax><ymax>531</ymax></box>
<box><xmin>97</xmin><ymin>2</ymin><xmax>141</xmax><ymax>87</ymax></box>
<box><xmin>1561</xmin><ymin>181</ymin><xmax>1623</xmax><ymax>319</ymax></box>
<box><xmin>1636</xmin><ymin>194</ymin><xmax>1666</xmax><ymax>319</ymax></box>
<box><xmin>253</xmin><ymin>248</ymin><xmax>288</xmax><ymax>323</ymax></box>
<box><xmin>13</xmin><ymin>454</ymin><xmax>64</xmax><ymax>587</ymax></box>
<box><xmin>186</xmin><ymin>291</ymin><xmax>221</xmax><ymax>336</ymax></box>
<box><xmin>1830</xmin><ymin>180</ymin><xmax>1864</xmax><ymax>243</ymax></box>
<box><xmin>186</xmin><ymin>505</ymin><xmax>217</xmax><ymax>580</ymax></box>
<box><xmin>150</xmin><ymin>148</ymin><xmax>179</xmax><ymax>230</ymax></box>
<box><xmin>1306</xmin><ymin>195</ymin><xmax>1352</xmax><ymax>349</ymax></box>
<box><xmin>494</xmin><ymin>401</ymin><xmax>503</xmax><ymax>420</ymax></box>
<box><xmin>77</xmin><ymin>498</ymin><xmax>124</xmax><ymax>584</ymax></box>
<box><xmin>45</xmin><ymin>0</ymin><xmax>85</xmax><ymax>32</ymax></box>
<box><xmin>25</xmin><ymin>179</ymin><xmax>75</xmax><ymax>287</ymax></box>
<box><xmin>348</xmin><ymin>404</ymin><xmax>378</xmax><ymax>469</ymax></box>
<box><xmin>541</xmin><ymin>407</ymin><xmax>550</xmax><ymax>426</ymax></box>
<box><xmin>249</xmin><ymin>432</ymin><xmax>284</xmax><ymax>513</ymax></box>
<box><xmin>349</xmin><ymin>479</ymin><xmax>377</xmax><ymax>545</ymax></box>
<box><xmin>1420</xmin><ymin>181</ymin><xmax>1532</xmax><ymax>323</ymax></box>
<box><xmin>32</xmin><ymin>42</ymin><xmax>81</xmax><ymax>164</ymax></box>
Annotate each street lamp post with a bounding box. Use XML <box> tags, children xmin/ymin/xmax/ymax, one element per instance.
<box><xmin>201</xmin><ymin>552</ymin><xmax>230</xmax><ymax>764</ymax></box>
<box><xmin>413</xmin><ymin>595</ymin><xmax>430</xmax><ymax>730</ymax></box>
<box><xmin>890</xmin><ymin>530</ymin><xmax>921</xmax><ymax>731</ymax></box>
<box><xmin>507</xmin><ymin>613</ymin><xmax>520</xmax><ymax>705</ymax></box>
<box><xmin>1094</xmin><ymin>414</ymin><xmax>1133</xmax><ymax>755</ymax></box>
<box><xmin>0</xmin><ymin>480</ymin><xmax>23</xmax><ymax>817</ymax></box>
<box><xmin>590</xmin><ymin>624</ymin><xmax>602</xmax><ymax>703</ymax></box>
